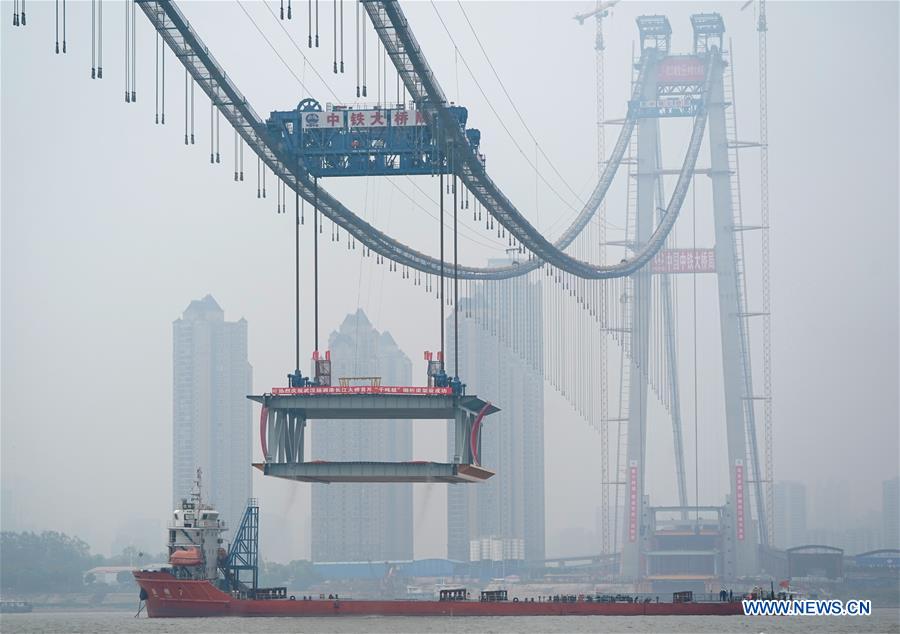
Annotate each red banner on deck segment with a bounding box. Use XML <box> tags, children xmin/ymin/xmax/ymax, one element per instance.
<box><xmin>657</xmin><ymin>56</ymin><xmax>706</xmax><ymax>84</ymax></box>
<box><xmin>271</xmin><ymin>386</ymin><xmax>453</xmax><ymax>396</ymax></box>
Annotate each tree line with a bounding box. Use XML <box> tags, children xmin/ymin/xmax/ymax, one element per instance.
<box><xmin>1</xmin><ymin>530</ymin><xmax>321</xmax><ymax>594</ymax></box>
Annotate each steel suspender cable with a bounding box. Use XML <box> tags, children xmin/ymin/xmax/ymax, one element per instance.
<box><xmin>692</xmin><ymin>175</ymin><xmax>699</xmax><ymax>521</ymax></box>
<box><xmin>55</xmin><ymin>0</ymin><xmax>59</xmax><ymax>53</ymax></box>
<box><xmin>131</xmin><ymin>0</ymin><xmax>136</xmax><ymax>101</ymax></box>
<box><xmin>315</xmin><ymin>0</ymin><xmax>319</xmax><ymax>47</ymax></box>
<box><xmin>92</xmin><ymin>0</ymin><xmax>96</xmax><ymax>77</ymax></box>
<box><xmin>155</xmin><ymin>32</ymin><xmax>159</xmax><ymax>123</ymax></box>
<box><xmin>262</xmin><ymin>162</ymin><xmax>266</xmax><ymax>197</ymax></box>
<box><xmin>361</xmin><ymin>9</ymin><xmax>366</xmax><ymax>96</ymax></box>
<box><xmin>233</xmin><ymin>129</ymin><xmax>238</xmax><ymax>181</ymax></box>
<box><xmin>209</xmin><ymin>97</ymin><xmax>214</xmax><ymax>163</ymax></box>
<box><xmin>307</xmin><ymin>0</ymin><xmax>311</xmax><ymax>47</ymax></box>
<box><xmin>184</xmin><ymin>66</ymin><xmax>188</xmax><ymax>144</ymax></box>
<box><xmin>123</xmin><ymin>0</ymin><xmax>128</xmax><ymax>99</ymax></box>
<box><xmin>190</xmin><ymin>76</ymin><xmax>194</xmax><ymax>143</ymax></box>
<box><xmin>332</xmin><ymin>0</ymin><xmax>336</xmax><ymax>72</ymax></box>
<box><xmin>355</xmin><ymin>0</ymin><xmax>359</xmax><ymax>96</ymax></box>
<box><xmin>453</xmin><ymin>169</ymin><xmax>459</xmax><ymax>378</ymax></box>
<box><xmin>257</xmin><ymin>156</ymin><xmax>261</xmax><ymax>197</ymax></box>
<box><xmin>161</xmin><ymin>38</ymin><xmax>165</xmax><ymax>123</ymax></box>
<box><xmin>280</xmin><ymin>0</ymin><xmax>284</xmax><ymax>20</ymax></box>
<box><xmin>62</xmin><ymin>0</ymin><xmax>66</xmax><ymax>53</ymax></box>
<box><xmin>287</xmin><ymin>0</ymin><xmax>291</xmax><ymax>20</ymax></box>
<box><xmin>97</xmin><ymin>0</ymin><xmax>102</xmax><ymax>76</ymax></box>
<box><xmin>339</xmin><ymin>0</ymin><xmax>344</xmax><ymax>73</ymax></box>
<box><xmin>239</xmin><ymin>135</ymin><xmax>244</xmax><ymax>180</ymax></box>
<box><xmin>215</xmin><ymin>93</ymin><xmax>220</xmax><ymax>163</ymax></box>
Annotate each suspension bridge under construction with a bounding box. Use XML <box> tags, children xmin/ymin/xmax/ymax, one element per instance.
<box><xmin>9</xmin><ymin>0</ymin><xmax>778</xmax><ymax>588</ymax></box>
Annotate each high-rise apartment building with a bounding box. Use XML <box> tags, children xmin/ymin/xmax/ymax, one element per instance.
<box><xmin>172</xmin><ymin>294</ymin><xmax>252</xmax><ymax>535</ymax></box>
<box><xmin>774</xmin><ymin>480</ymin><xmax>808</xmax><ymax>549</ymax></box>
<box><xmin>446</xmin><ymin>270</ymin><xmax>545</xmax><ymax>564</ymax></box>
<box><xmin>884</xmin><ymin>476</ymin><xmax>900</xmax><ymax>548</ymax></box>
<box><xmin>310</xmin><ymin>309</ymin><xmax>413</xmax><ymax>562</ymax></box>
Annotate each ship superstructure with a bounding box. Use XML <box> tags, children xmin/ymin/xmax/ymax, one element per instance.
<box><xmin>167</xmin><ymin>469</ymin><xmax>226</xmax><ymax>583</ymax></box>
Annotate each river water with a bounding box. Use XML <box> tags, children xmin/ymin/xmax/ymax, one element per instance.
<box><xmin>2</xmin><ymin>610</ymin><xmax>899</xmax><ymax>633</ymax></box>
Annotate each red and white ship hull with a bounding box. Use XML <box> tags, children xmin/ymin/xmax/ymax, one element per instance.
<box><xmin>134</xmin><ymin>571</ymin><xmax>743</xmax><ymax>618</ymax></box>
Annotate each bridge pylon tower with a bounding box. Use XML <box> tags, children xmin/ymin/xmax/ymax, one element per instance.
<box><xmin>619</xmin><ymin>13</ymin><xmax>765</xmax><ymax>583</ymax></box>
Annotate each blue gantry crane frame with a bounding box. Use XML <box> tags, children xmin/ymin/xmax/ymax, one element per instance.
<box><xmin>267</xmin><ymin>98</ymin><xmax>482</xmax><ymax>178</ymax></box>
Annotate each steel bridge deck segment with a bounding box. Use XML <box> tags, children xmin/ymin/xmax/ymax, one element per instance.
<box><xmin>255</xmin><ymin>461</ymin><xmax>494</xmax><ymax>484</ymax></box>
<box><xmin>250</xmin><ymin>391</ymin><xmax>499</xmax><ymax>483</ymax></box>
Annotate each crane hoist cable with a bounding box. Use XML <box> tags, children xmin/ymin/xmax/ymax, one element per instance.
<box><xmin>314</xmin><ymin>177</ymin><xmax>320</xmax><ymax>351</ymax></box>
<box><xmin>453</xmin><ymin>166</ymin><xmax>459</xmax><ymax>379</ymax></box>
<box><xmin>439</xmin><ymin>171</ymin><xmax>445</xmax><ymax>360</ymax></box>
<box><xmin>295</xmin><ymin>186</ymin><xmax>301</xmax><ymax>372</ymax></box>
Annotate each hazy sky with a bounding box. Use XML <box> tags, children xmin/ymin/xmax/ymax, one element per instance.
<box><xmin>2</xmin><ymin>1</ymin><xmax>897</xmax><ymax>560</ymax></box>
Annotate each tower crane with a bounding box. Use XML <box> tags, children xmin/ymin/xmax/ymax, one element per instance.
<box><xmin>741</xmin><ymin>0</ymin><xmax>774</xmax><ymax>547</ymax></box>
<box><xmin>573</xmin><ymin>1</ymin><xmax>619</xmax><ymax>51</ymax></box>
<box><xmin>574</xmin><ymin>0</ymin><xmax>618</xmax><ymax>556</ymax></box>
